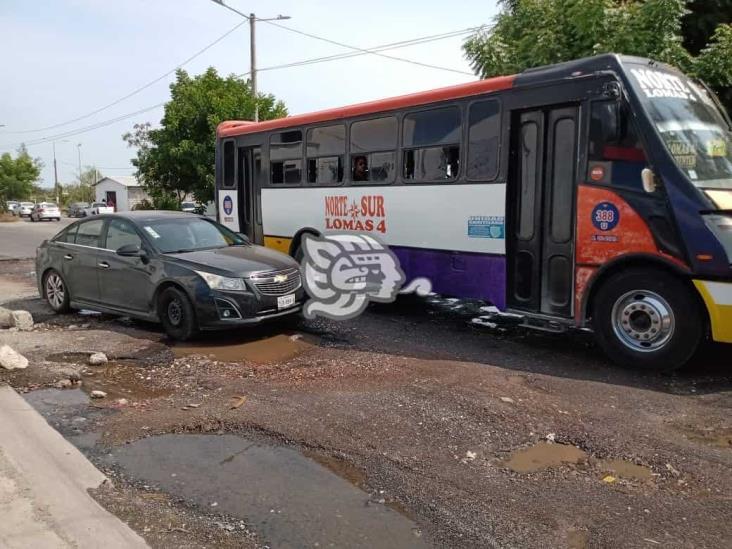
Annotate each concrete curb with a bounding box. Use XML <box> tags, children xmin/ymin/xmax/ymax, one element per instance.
<box><xmin>0</xmin><ymin>385</ymin><xmax>148</xmax><ymax>548</ymax></box>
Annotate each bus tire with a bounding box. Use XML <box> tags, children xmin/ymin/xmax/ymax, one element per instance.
<box><xmin>592</xmin><ymin>268</ymin><xmax>703</xmax><ymax>371</ymax></box>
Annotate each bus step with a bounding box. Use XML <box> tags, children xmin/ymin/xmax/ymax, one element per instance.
<box><xmin>522</xmin><ymin>317</ymin><xmax>567</xmax><ymax>333</ymax></box>
<box><xmin>476</xmin><ymin>306</ymin><xmax>525</xmax><ymax>326</ymax></box>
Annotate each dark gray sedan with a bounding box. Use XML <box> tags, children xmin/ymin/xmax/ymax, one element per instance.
<box><xmin>36</xmin><ymin>211</ymin><xmax>305</xmax><ymax>339</ymax></box>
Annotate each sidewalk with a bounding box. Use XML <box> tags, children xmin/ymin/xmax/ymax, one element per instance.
<box><xmin>0</xmin><ymin>385</ymin><xmax>148</xmax><ymax>548</ymax></box>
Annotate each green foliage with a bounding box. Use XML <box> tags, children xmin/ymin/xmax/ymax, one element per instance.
<box><xmin>59</xmin><ymin>166</ymin><xmax>99</xmax><ymax>205</ymax></box>
<box><xmin>124</xmin><ymin>68</ymin><xmax>287</xmax><ymax>205</ymax></box>
<box><xmin>464</xmin><ymin>0</ymin><xmax>731</xmax><ymax>112</ymax></box>
<box><xmin>0</xmin><ymin>146</ymin><xmax>43</xmax><ymax>211</ymax></box>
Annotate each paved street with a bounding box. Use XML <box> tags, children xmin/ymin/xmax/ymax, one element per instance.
<box><xmin>0</xmin><ymin>218</ymin><xmax>74</xmax><ymax>260</ymax></box>
<box><xmin>0</xmin><ymin>256</ymin><xmax>730</xmax><ymax>548</ymax></box>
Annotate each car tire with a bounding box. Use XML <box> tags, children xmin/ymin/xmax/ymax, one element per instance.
<box><xmin>158</xmin><ymin>287</ymin><xmax>198</xmax><ymax>341</ymax></box>
<box><xmin>43</xmin><ymin>269</ymin><xmax>71</xmax><ymax>313</ymax></box>
<box><xmin>592</xmin><ymin>268</ymin><xmax>704</xmax><ymax>371</ymax></box>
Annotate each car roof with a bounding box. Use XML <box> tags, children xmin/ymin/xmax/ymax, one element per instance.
<box><xmin>103</xmin><ymin>210</ymin><xmax>203</xmax><ymax>223</ymax></box>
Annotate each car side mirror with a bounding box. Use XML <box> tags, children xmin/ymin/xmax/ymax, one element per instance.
<box><xmin>116</xmin><ymin>244</ymin><xmax>146</xmax><ymax>257</ymax></box>
<box><xmin>641</xmin><ymin>168</ymin><xmax>659</xmax><ymax>193</ymax></box>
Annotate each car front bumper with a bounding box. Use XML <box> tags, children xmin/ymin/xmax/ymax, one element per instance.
<box><xmin>193</xmin><ymin>285</ymin><xmax>306</xmax><ymax>330</ymax></box>
<box><xmin>694</xmin><ymin>280</ymin><xmax>732</xmax><ymax>343</ymax></box>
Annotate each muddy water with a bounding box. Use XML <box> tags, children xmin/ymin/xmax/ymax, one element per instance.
<box><xmin>109</xmin><ymin>434</ymin><xmax>425</xmax><ymax>548</ymax></box>
<box><xmin>173</xmin><ymin>333</ymin><xmax>314</xmax><ymax>364</ymax></box>
<box><xmin>505</xmin><ymin>442</ymin><xmax>587</xmax><ymax>473</ymax></box>
<box><xmin>597</xmin><ymin>459</ymin><xmax>653</xmax><ymax>481</ymax></box>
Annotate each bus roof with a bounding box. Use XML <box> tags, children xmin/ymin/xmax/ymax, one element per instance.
<box><xmin>217</xmin><ymin>74</ymin><xmax>515</xmax><ymax>139</ymax></box>
<box><xmin>217</xmin><ymin>53</ymin><xmax>654</xmax><ymax>140</ymax></box>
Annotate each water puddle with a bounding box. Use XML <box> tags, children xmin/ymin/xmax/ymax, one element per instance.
<box><xmin>505</xmin><ymin>442</ymin><xmax>587</xmax><ymax>473</ymax></box>
<box><xmin>596</xmin><ymin>459</ymin><xmax>652</xmax><ymax>481</ymax></box>
<box><xmin>677</xmin><ymin>426</ymin><xmax>732</xmax><ymax>449</ymax></box>
<box><xmin>108</xmin><ymin>434</ymin><xmax>425</xmax><ymax>548</ymax></box>
<box><xmin>173</xmin><ymin>333</ymin><xmax>315</xmax><ymax>364</ymax></box>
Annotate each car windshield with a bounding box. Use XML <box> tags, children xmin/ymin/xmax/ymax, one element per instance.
<box><xmin>93</xmin><ymin>203</ymin><xmax>106</xmax><ymax>207</ymax></box>
<box><xmin>141</xmin><ymin>217</ymin><xmax>248</xmax><ymax>253</ymax></box>
<box><xmin>21</xmin><ymin>202</ymin><xmax>33</xmax><ymax>207</ymax></box>
<box><xmin>43</xmin><ymin>203</ymin><xmax>58</xmax><ymax>208</ymax></box>
<box><xmin>181</xmin><ymin>202</ymin><xmax>196</xmax><ymax>208</ymax></box>
<box><xmin>627</xmin><ymin>63</ymin><xmax>732</xmax><ymax>190</ymax></box>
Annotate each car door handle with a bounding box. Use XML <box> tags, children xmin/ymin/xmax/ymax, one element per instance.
<box><xmin>64</xmin><ymin>254</ymin><xmax>73</xmax><ymax>260</ymax></box>
<box><xmin>98</xmin><ymin>261</ymin><xmax>110</xmax><ymax>269</ymax></box>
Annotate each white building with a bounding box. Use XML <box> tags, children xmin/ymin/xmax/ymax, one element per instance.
<box><xmin>92</xmin><ymin>176</ymin><xmax>149</xmax><ymax>212</ymax></box>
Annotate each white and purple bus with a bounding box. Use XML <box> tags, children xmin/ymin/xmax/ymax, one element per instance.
<box><xmin>216</xmin><ymin>54</ymin><xmax>732</xmax><ymax>370</ymax></box>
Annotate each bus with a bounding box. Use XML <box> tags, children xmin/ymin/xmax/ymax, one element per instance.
<box><xmin>215</xmin><ymin>54</ymin><xmax>732</xmax><ymax>370</ymax></box>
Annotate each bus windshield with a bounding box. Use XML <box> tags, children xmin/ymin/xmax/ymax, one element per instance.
<box><xmin>626</xmin><ymin>63</ymin><xmax>732</xmax><ymax>190</ymax></box>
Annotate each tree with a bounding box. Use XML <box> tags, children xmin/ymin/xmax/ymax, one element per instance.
<box><xmin>0</xmin><ymin>145</ymin><xmax>43</xmax><ymax>211</ymax></box>
<box><xmin>124</xmin><ymin>68</ymin><xmax>287</xmax><ymax>207</ymax></box>
<box><xmin>683</xmin><ymin>0</ymin><xmax>732</xmax><ymax>111</ymax></box>
<box><xmin>463</xmin><ymin>0</ymin><xmax>732</xmax><ymax>112</ymax></box>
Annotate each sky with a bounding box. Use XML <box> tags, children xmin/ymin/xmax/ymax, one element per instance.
<box><xmin>0</xmin><ymin>0</ymin><xmax>500</xmax><ymax>188</ymax></box>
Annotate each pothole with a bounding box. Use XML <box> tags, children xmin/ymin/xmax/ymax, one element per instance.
<box><xmin>107</xmin><ymin>434</ymin><xmax>426</xmax><ymax>548</ymax></box>
<box><xmin>596</xmin><ymin>459</ymin><xmax>652</xmax><ymax>481</ymax></box>
<box><xmin>505</xmin><ymin>442</ymin><xmax>587</xmax><ymax>472</ymax></box>
<box><xmin>172</xmin><ymin>333</ymin><xmax>316</xmax><ymax>364</ymax></box>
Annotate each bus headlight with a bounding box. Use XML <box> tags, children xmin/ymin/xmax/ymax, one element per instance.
<box><xmin>194</xmin><ymin>270</ymin><xmax>247</xmax><ymax>291</ymax></box>
<box><xmin>703</xmin><ymin>214</ymin><xmax>732</xmax><ymax>263</ymax></box>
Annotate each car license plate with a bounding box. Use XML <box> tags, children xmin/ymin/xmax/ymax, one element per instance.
<box><xmin>277</xmin><ymin>294</ymin><xmax>295</xmax><ymax>309</ymax></box>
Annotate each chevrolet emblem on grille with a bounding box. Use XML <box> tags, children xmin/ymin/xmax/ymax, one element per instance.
<box><xmin>273</xmin><ymin>273</ymin><xmax>288</xmax><ymax>283</ymax></box>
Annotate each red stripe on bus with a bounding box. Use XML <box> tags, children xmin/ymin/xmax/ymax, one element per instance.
<box><xmin>218</xmin><ymin>75</ymin><xmax>516</xmax><ymax>138</ymax></box>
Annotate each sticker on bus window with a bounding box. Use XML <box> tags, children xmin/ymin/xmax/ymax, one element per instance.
<box><xmin>467</xmin><ymin>216</ymin><xmax>504</xmax><ymax>239</ymax></box>
<box><xmin>706</xmin><ymin>139</ymin><xmax>727</xmax><ymax>157</ymax></box>
<box><xmin>144</xmin><ymin>226</ymin><xmax>161</xmax><ymax>239</ymax></box>
<box><xmin>591</xmin><ymin>202</ymin><xmax>619</xmax><ymax>231</ymax></box>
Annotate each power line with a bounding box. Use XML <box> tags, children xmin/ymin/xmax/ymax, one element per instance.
<box><xmin>255</xmin><ymin>27</ymin><xmax>477</xmax><ymax>74</ymax></box>
<box><xmin>1</xmin><ymin>102</ymin><xmax>165</xmax><ymax>150</ymax></box>
<box><xmin>1</xmin><ymin>27</ymin><xmax>479</xmax><ymax>149</ymax></box>
<box><xmin>260</xmin><ymin>18</ymin><xmax>476</xmax><ymax>76</ymax></box>
<box><xmin>1</xmin><ymin>20</ymin><xmax>248</xmax><ymax>135</ymax></box>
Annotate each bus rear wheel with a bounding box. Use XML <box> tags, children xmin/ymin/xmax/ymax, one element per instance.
<box><xmin>592</xmin><ymin>269</ymin><xmax>703</xmax><ymax>371</ymax></box>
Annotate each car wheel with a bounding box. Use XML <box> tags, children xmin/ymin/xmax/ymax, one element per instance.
<box><xmin>592</xmin><ymin>268</ymin><xmax>703</xmax><ymax>371</ymax></box>
<box><xmin>158</xmin><ymin>287</ymin><xmax>198</xmax><ymax>341</ymax></box>
<box><xmin>44</xmin><ymin>269</ymin><xmax>71</xmax><ymax>313</ymax></box>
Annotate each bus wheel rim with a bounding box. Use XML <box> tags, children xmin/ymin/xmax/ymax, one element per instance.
<box><xmin>611</xmin><ymin>290</ymin><xmax>675</xmax><ymax>353</ymax></box>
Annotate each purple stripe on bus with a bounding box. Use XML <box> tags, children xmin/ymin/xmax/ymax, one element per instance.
<box><xmin>390</xmin><ymin>247</ymin><xmax>506</xmax><ymax>309</ymax></box>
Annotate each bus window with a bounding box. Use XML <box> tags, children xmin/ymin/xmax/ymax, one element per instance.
<box><xmin>270</xmin><ymin>130</ymin><xmax>303</xmax><ymax>184</ymax></box>
<box><xmin>588</xmin><ymin>101</ymin><xmax>648</xmax><ymax>190</ymax></box>
<box><xmin>223</xmin><ymin>140</ymin><xmax>235</xmax><ymax>188</ymax></box>
<box><xmin>350</xmin><ymin>117</ymin><xmax>397</xmax><ymax>184</ymax></box>
<box><xmin>403</xmin><ymin>106</ymin><xmax>461</xmax><ymax>181</ymax></box>
<box><xmin>467</xmin><ymin>100</ymin><xmax>500</xmax><ymax>180</ymax></box>
<box><xmin>307</xmin><ymin>124</ymin><xmax>345</xmax><ymax>184</ymax></box>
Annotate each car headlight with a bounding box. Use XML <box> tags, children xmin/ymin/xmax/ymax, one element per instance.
<box><xmin>703</xmin><ymin>214</ymin><xmax>732</xmax><ymax>263</ymax></box>
<box><xmin>194</xmin><ymin>270</ymin><xmax>247</xmax><ymax>291</ymax></box>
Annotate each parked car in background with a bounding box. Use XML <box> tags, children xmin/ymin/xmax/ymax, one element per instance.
<box><xmin>36</xmin><ymin>211</ymin><xmax>304</xmax><ymax>340</ymax></box>
<box><xmin>30</xmin><ymin>202</ymin><xmax>61</xmax><ymax>222</ymax></box>
<box><xmin>83</xmin><ymin>202</ymin><xmax>114</xmax><ymax>216</ymax></box>
<box><xmin>180</xmin><ymin>201</ymin><xmax>197</xmax><ymax>213</ymax></box>
<box><xmin>18</xmin><ymin>202</ymin><xmax>35</xmax><ymax>217</ymax></box>
<box><xmin>68</xmin><ymin>202</ymin><xmax>90</xmax><ymax>218</ymax></box>
<box><xmin>6</xmin><ymin>201</ymin><xmax>19</xmax><ymax>215</ymax></box>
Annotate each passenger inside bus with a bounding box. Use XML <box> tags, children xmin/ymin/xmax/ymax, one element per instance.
<box><xmin>353</xmin><ymin>155</ymin><xmax>369</xmax><ymax>181</ymax></box>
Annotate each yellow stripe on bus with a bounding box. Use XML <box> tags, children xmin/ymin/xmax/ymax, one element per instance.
<box><xmin>264</xmin><ymin>236</ymin><xmax>293</xmax><ymax>255</ymax></box>
<box><xmin>694</xmin><ymin>280</ymin><xmax>732</xmax><ymax>343</ymax></box>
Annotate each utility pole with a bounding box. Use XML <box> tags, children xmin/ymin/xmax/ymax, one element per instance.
<box><xmin>210</xmin><ymin>1</ymin><xmax>290</xmax><ymax>123</ymax></box>
<box><xmin>250</xmin><ymin>12</ymin><xmax>257</xmax><ymax>122</ymax></box>
<box><xmin>53</xmin><ymin>142</ymin><xmax>59</xmax><ymax>205</ymax></box>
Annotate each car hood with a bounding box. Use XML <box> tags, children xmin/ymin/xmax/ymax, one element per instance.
<box><xmin>165</xmin><ymin>245</ymin><xmax>298</xmax><ymax>277</ymax></box>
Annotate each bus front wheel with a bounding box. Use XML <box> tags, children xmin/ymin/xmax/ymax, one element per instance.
<box><xmin>592</xmin><ymin>269</ymin><xmax>703</xmax><ymax>371</ymax></box>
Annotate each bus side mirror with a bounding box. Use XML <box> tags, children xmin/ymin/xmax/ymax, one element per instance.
<box><xmin>641</xmin><ymin>168</ymin><xmax>659</xmax><ymax>193</ymax></box>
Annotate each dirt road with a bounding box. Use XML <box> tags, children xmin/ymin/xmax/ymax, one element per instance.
<box><xmin>1</xmin><ymin>258</ymin><xmax>730</xmax><ymax>548</ymax></box>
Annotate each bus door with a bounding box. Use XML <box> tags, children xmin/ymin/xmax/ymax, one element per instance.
<box><xmin>507</xmin><ymin>105</ymin><xmax>579</xmax><ymax>318</ymax></box>
<box><xmin>236</xmin><ymin>146</ymin><xmax>263</xmax><ymax>243</ymax></box>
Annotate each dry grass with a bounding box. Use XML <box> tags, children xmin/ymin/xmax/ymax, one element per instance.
<box><xmin>0</xmin><ymin>213</ymin><xmax>19</xmax><ymax>222</ymax></box>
